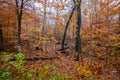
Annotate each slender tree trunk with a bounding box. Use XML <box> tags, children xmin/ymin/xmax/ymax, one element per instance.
<box><xmin>89</xmin><ymin>14</ymin><xmax>93</xmax><ymax>63</ymax></box>
<box><xmin>15</xmin><ymin>0</ymin><xmax>24</xmax><ymax>53</ymax></box>
<box><xmin>0</xmin><ymin>24</ymin><xmax>3</xmax><ymax>51</ymax></box>
<box><xmin>89</xmin><ymin>0</ymin><xmax>93</xmax><ymax>63</ymax></box>
<box><xmin>42</xmin><ymin>0</ymin><xmax>47</xmax><ymax>37</ymax></box>
<box><xmin>75</xmin><ymin>0</ymin><xmax>82</xmax><ymax>61</ymax></box>
<box><xmin>17</xmin><ymin>16</ymin><xmax>22</xmax><ymax>53</ymax></box>
<box><xmin>118</xmin><ymin>10</ymin><xmax>120</xmax><ymax>21</ymax></box>
<box><xmin>54</xmin><ymin>9</ymin><xmax>58</xmax><ymax>39</ymax></box>
<box><xmin>61</xmin><ymin>6</ymin><xmax>75</xmax><ymax>50</ymax></box>
<box><xmin>105</xmin><ymin>0</ymin><xmax>110</xmax><ymax>68</ymax></box>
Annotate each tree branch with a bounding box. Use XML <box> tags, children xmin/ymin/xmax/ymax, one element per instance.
<box><xmin>73</xmin><ymin>0</ymin><xmax>75</xmax><ymax>4</ymax></box>
<box><xmin>15</xmin><ymin>0</ymin><xmax>19</xmax><ymax>16</ymax></box>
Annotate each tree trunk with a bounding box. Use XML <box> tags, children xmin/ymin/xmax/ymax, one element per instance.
<box><xmin>0</xmin><ymin>24</ymin><xmax>3</xmax><ymax>51</ymax></box>
<box><xmin>89</xmin><ymin>0</ymin><xmax>93</xmax><ymax>63</ymax></box>
<box><xmin>17</xmin><ymin>16</ymin><xmax>22</xmax><ymax>53</ymax></box>
<box><xmin>89</xmin><ymin>16</ymin><xmax>93</xmax><ymax>63</ymax></box>
<box><xmin>15</xmin><ymin>0</ymin><xmax>24</xmax><ymax>53</ymax></box>
<box><xmin>42</xmin><ymin>0</ymin><xmax>47</xmax><ymax>37</ymax></box>
<box><xmin>61</xmin><ymin>6</ymin><xmax>75</xmax><ymax>50</ymax></box>
<box><xmin>75</xmin><ymin>0</ymin><xmax>82</xmax><ymax>61</ymax></box>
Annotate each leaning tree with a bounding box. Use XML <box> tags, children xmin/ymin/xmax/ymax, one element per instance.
<box><xmin>61</xmin><ymin>0</ymin><xmax>82</xmax><ymax>61</ymax></box>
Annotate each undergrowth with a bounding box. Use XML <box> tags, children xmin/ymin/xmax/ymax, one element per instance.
<box><xmin>0</xmin><ymin>52</ymin><xmax>68</xmax><ymax>80</ymax></box>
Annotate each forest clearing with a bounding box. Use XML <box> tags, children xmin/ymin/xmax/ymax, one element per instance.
<box><xmin>0</xmin><ymin>0</ymin><xmax>120</xmax><ymax>80</ymax></box>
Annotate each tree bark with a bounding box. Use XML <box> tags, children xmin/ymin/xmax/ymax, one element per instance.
<box><xmin>89</xmin><ymin>0</ymin><xmax>93</xmax><ymax>63</ymax></box>
<box><xmin>15</xmin><ymin>0</ymin><xmax>24</xmax><ymax>53</ymax></box>
<box><xmin>75</xmin><ymin>0</ymin><xmax>82</xmax><ymax>61</ymax></box>
<box><xmin>0</xmin><ymin>24</ymin><xmax>3</xmax><ymax>51</ymax></box>
<box><xmin>61</xmin><ymin>6</ymin><xmax>75</xmax><ymax>50</ymax></box>
<box><xmin>42</xmin><ymin>0</ymin><xmax>47</xmax><ymax>37</ymax></box>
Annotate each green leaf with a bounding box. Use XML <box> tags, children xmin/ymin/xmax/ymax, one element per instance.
<box><xmin>1</xmin><ymin>71</ymin><xmax>11</xmax><ymax>78</ymax></box>
<box><xmin>44</xmin><ymin>64</ymin><xmax>50</xmax><ymax>70</ymax></box>
<box><xmin>51</xmin><ymin>65</ymin><xmax>56</xmax><ymax>70</ymax></box>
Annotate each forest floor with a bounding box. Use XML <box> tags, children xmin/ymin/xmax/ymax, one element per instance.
<box><xmin>0</xmin><ymin>43</ymin><xmax>120</xmax><ymax>80</ymax></box>
<box><xmin>23</xmin><ymin>51</ymin><xmax>120</xmax><ymax>80</ymax></box>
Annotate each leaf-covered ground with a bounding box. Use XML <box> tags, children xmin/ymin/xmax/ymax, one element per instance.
<box><xmin>0</xmin><ymin>47</ymin><xmax>120</xmax><ymax>80</ymax></box>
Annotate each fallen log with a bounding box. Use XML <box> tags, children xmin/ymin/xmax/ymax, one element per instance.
<box><xmin>9</xmin><ymin>57</ymin><xmax>59</xmax><ymax>61</ymax></box>
<box><xmin>57</xmin><ymin>47</ymin><xmax>69</xmax><ymax>51</ymax></box>
<box><xmin>56</xmin><ymin>42</ymin><xmax>67</xmax><ymax>46</ymax></box>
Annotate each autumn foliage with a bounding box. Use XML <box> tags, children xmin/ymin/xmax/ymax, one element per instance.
<box><xmin>0</xmin><ymin>0</ymin><xmax>120</xmax><ymax>80</ymax></box>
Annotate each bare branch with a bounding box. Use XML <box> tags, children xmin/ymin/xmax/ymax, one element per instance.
<box><xmin>15</xmin><ymin>0</ymin><xmax>19</xmax><ymax>16</ymax></box>
<box><xmin>73</xmin><ymin>0</ymin><xmax>75</xmax><ymax>4</ymax></box>
<box><xmin>23</xmin><ymin>0</ymin><xmax>28</xmax><ymax>6</ymax></box>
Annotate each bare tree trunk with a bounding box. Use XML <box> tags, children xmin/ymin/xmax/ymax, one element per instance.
<box><xmin>75</xmin><ymin>0</ymin><xmax>82</xmax><ymax>61</ymax></box>
<box><xmin>61</xmin><ymin>6</ymin><xmax>75</xmax><ymax>50</ymax></box>
<box><xmin>15</xmin><ymin>0</ymin><xmax>24</xmax><ymax>53</ymax></box>
<box><xmin>0</xmin><ymin>24</ymin><xmax>3</xmax><ymax>51</ymax></box>
<box><xmin>89</xmin><ymin>0</ymin><xmax>93</xmax><ymax>63</ymax></box>
<box><xmin>105</xmin><ymin>0</ymin><xmax>110</xmax><ymax>69</ymax></box>
<box><xmin>42</xmin><ymin>0</ymin><xmax>47</xmax><ymax>37</ymax></box>
<box><xmin>89</xmin><ymin>15</ymin><xmax>93</xmax><ymax>63</ymax></box>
